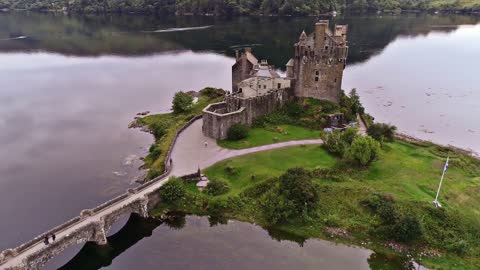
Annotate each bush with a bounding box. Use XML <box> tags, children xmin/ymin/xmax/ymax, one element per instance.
<box><xmin>148</xmin><ymin>144</ymin><xmax>162</xmax><ymax>160</ymax></box>
<box><xmin>346</xmin><ymin>136</ymin><xmax>381</xmax><ymax>166</ymax></box>
<box><xmin>227</xmin><ymin>123</ymin><xmax>249</xmax><ymax>140</ymax></box>
<box><xmin>323</xmin><ymin>128</ymin><xmax>358</xmax><ymax>156</ymax></box>
<box><xmin>150</xmin><ymin>122</ymin><xmax>167</xmax><ymax>139</ymax></box>
<box><xmin>447</xmin><ymin>240</ymin><xmax>470</xmax><ymax>256</ymax></box>
<box><xmin>200</xmin><ymin>87</ymin><xmax>226</xmax><ymax>99</ymax></box>
<box><xmin>204</xmin><ymin>179</ymin><xmax>230</xmax><ymax>196</ymax></box>
<box><xmin>279</xmin><ymin>168</ymin><xmax>319</xmax><ymax>211</ymax></box>
<box><xmin>367</xmin><ymin>123</ymin><xmax>397</xmax><ymax>142</ymax></box>
<box><xmin>391</xmin><ymin>215</ymin><xmax>423</xmax><ymax>243</ymax></box>
<box><xmin>172</xmin><ymin>91</ymin><xmax>193</xmax><ymax>114</ymax></box>
<box><xmin>260</xmin><ymin>188</ymin><xmax>295</xmax><ymax>224</ymax></box>
<box><xmin>159</xmin><ymin>177</ymin><xmax>186</xmax><ymax>204</ymax></box>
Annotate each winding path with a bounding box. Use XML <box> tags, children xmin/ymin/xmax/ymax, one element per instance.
<box><xmin>0</xmin><ymin>118</ymin><xmax>322</xmax><ymax>269</ymax></box>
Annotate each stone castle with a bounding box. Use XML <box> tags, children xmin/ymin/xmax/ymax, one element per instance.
<box><xmin>203</xmin><ymin>20</ymin><xmax>349</xmax><ymax>139</ymax></box>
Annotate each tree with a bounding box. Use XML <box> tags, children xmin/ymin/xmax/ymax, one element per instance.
<box><xmin>159</xmin><ymin>177</ymin><xmax>186</xmax><ymax>204</ymax></box>
<box><xmin>227</xmin><ymin>123</ymin><xmax>249</xmax><ymax>140</ymax></box>
<box><xmin>172</xmin><ymin>91</ymin><xmax>193</xmax><ymax>114</ymax></box>
<box><xmin>367</xmin><ymin>122</ymin><xmax>397</xmax><ymax>143</ymax></box>
<box><xmin>346</xmin><ymin>136</ymin><xmax>380</xmax><ymax>166</ymax></box>
<box><xmin>204</xmin><ymin>179</ymin><xmax>230</xmax><ymax>196</ymax></box>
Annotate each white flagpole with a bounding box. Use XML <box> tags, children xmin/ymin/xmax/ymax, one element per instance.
<box><xmin>433</xmin><ymin>156</ymin><xmax>449</xmax><ymax>208</ymax></box>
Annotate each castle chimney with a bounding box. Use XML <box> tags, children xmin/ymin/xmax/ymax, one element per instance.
<box><xmin>235</xmin><ymin>49</ymin><xmax>240</xmax><ymax>60</ymax></box>
<box><xmin>314</xmin><ymin>20</ymin><xmax>329</xmax><ymax>50</ymax></box>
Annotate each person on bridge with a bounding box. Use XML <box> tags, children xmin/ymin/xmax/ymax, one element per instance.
<box><xmin>51</xmin><ymin>234</ymin><xmax>56</xmax><ymax>241</ymax></box>
<box><xmin>44</xmin><ymin>236</ymin><xmax>49</xmax><ymax>245</ymax></box>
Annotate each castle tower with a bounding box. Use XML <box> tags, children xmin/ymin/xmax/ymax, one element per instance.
<box><xmin>314</xmin><ymin>20</ymin><xmax>328</xmax><ymax>52</ymax></box>
<box><xmin>288</xmin><ymin>19</ymin><xmax>348</xmax><ymax>103</ymax></box>
<box><xmin>231</xmin><ymin>47</ymin><xmax>258</xmax><ymax>93</ymax></box>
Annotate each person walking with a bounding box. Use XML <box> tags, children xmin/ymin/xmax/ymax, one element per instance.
<box><xmin>51</xmin><ymin>233</ymin><xmax>56</xmax><ymax>241</ymax></box>
<box><xmin>44</xmin><ymin>236</ymin><xmax>49</xmax><ymax>245</ymax></box>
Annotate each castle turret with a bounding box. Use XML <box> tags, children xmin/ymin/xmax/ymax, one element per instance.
<box><xmin>314</xmin><ymin>20</ymin><xmax>329</xmax><ymax>51</ymax></box>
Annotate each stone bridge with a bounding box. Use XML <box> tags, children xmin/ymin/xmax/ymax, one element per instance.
<box><xmin>0</xmin><ymin>117</ymin><xmax>323</xmax><ymax>270</ymax></box>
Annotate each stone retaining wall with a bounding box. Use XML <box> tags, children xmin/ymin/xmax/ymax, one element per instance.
<box><xmin>202</xmin><ymin>89</ymin><xmax>291</xmax><ymax>139</ymax></box>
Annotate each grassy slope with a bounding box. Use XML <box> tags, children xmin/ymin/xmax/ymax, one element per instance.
<box><xmin>199</xmin><ymin>141</ymin><xmax>480</xmax><ymax>269</ymax></box>
<box><xmin>217</xmin><ymin>124</ymin><xmax>321</xmax><ymax>149</ymax></box>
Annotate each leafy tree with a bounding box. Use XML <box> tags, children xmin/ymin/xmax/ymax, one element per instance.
<box><xmin>200</xmin><ymin>87</ymin><xmax>226</xmax><ymax>99</ymax></box>
<box><xmin>346</xmin><ymin>136</ymin><xmax>380</xmax><ymax>166</ymax></box>
<box><xmin>172</xmin><ymin>91</ymin><xmax>193</xmax><ymax>114</ymax></box>
<box><xmin>227</xmin><ymin>123</ymin><xmax>249</xmax><ymax>140</ymax></box>
<box><xmin>204</xmin><ymin>179</ymin><xmax>230</xmax><ymax>196</ymax></box>
<box><xmin>367</xmin><ymin>122</ymin><xmax>397</xmax><ymax>143</ymax></box>
<box><xmin>339</xmin><ymin>89</ymin><xmax>365</xmax><ymax>121</ymax></box>
<box><xmin>159</xmin><ymin>177</ymin><xmax>186</xmax><ymax>204</ymax></box>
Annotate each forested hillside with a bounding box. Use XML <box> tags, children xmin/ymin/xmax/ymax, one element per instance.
<box><xmin>0</xmin><ymin>0</ymin><xmax>479</xmax><ymax>16</ymax></box>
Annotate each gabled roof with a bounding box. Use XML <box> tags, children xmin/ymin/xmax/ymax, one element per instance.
<box><xmin>299</xmin><ymin>30</ymin><xmax>307</xmax><ymax>40</ymax></box>
<box><xmin>245</xmin><ymin>51</ymin><xmax>258</xmax><ymax>65</ymax></box>
<box><xmin>286</xmin><ymin>58</ymin><xmax>294</xmax><ymax>67</ymax></box>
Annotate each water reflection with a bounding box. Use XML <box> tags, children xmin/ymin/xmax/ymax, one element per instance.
<box><xmin>60</xmin><ymin>214</ymin><xmax>374</xmax><ymax>270</ymax></box>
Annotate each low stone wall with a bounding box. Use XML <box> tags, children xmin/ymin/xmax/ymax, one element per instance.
<box><xmin>202</xmin><ymin>88</ymin><xmax>291</xmax><ymax>139</ymax></box>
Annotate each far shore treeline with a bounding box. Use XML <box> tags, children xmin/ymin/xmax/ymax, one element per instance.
<box><xmin>1</xmin><ymin>0</ymin><xmax>479</xmax><ymax>16</ymax></box>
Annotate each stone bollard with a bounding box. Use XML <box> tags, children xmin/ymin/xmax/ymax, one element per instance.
<box><xmin>80</xmin><ymin>209</ymin><xmax>94</xmax><ymax>219</ymax></box>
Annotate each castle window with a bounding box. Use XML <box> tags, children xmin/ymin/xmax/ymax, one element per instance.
<box><xmin>264</xmin><ymin>85</ymin><xmax>266</xmax><ymax>89</ymax></box>
<box><xmin>277</xmin><ymin>83</ymin><xmax>281</xmax><ymax>89</ymax></box>
<box><xmin>315</xmin><ymin>71</ymin><xmax>319</xmax><ymax>76</ymax></box>
<box><xmin>334</xmin><ymin>78</ymin><xmax>337</xmax><ymax>83</ymax></box>
<box><xmin>325</xmin><ymin>46</ymin><xmax>329</xmax><ymax>50</ymax></box>
<box><xmin>239</xmin><ymin>88</ymin><xmax>242</xmax><ymax>93</ymax></box>
<box><xmin>315</xmin><ymin>76</ymin><xmax>319</xmax><ymax>82</ymax></box>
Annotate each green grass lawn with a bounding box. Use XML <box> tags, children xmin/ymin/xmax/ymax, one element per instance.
<box><xmin>217</xmin><ymin>124</ymin><xmax>322</xmax><ymax>149</ymax></box>
<box><xmin>204</xmin><ymin>145</ymin><xmax>336</xmax><ymax>195</ymax></box>
<box><xmin>199</xmin><ymin>140</ymin><xmax>480</xmax><ymax>269</ymax></box>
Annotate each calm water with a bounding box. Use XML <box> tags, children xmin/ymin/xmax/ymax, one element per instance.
<box><xmin>0</xmin><ymin>12</ymin><xmax>479</xmax><ymax>269</ymax></box>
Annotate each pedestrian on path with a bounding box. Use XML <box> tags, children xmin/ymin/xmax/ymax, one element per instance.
<box><xmin>51</xmin><ymin>234</ymin><xmax>56</xmax><ymax>241</ymax></box>
<box><xmin>44</xmin><ymin>236</ymin><xmax>49</xmax><ymax>245</ymax></box>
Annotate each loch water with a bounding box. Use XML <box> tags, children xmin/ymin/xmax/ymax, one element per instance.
<box><xmin>0</xmin><ymin>12</ymin><xmax>478</xmax><ymax>269</ymax></box>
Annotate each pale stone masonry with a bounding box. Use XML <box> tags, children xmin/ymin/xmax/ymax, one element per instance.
<box><xmin>203</xmin><ymin>19</ymin><xmax>349</xmax><ymax>139</ymax></box>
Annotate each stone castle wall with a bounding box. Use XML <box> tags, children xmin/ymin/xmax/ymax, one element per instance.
<box><xmin>202</xmin><ymin>88</ymin><xmax>291</xmax><ymax>139</ymax></box>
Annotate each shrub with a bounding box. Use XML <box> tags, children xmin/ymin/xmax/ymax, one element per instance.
<box><xmin>227</xmin><ymin>123</ymin><xmax>249</xmax><ymax>140</ymax></box>
<box><xmin>346</xmin><ymin>136</ymin><xmax>381</xmax><ymax>166</ymax></box>
<box><xmin>323</xmin><ymin>128</ymin><xmax>358</xmax><ymax>157</ymax></box>
<box><xmin>391</xmin><ymin>215</ymin><xmax>423</xmax><ymax>243</ymax></box>
<box><xmin>200</xmin><ymin>87</ymin><xmax>226</xmax><ymax>99</ymax></box>
<box><xmin>279</xmin><ymin>168</ymin><xmax>319</xmax><ymax>211</ymax></box>
<box><xmin>261</xmin><ymin>188</ymin><xmax>295</xmax><ymax>224</ymax></box>
<box><xmin>148</xmin><ymin>144</ymin><xmax>162</xmax><ymax>160</ymax></box>
<box><xmin>204</xmin><ymin>179</ymin><xmax>230</xmax><ymax>196</ymax></box>
<box><xmin>172</xmin><ymin>91</ymin><xmax>193</xmax><ymax>114</ymax></box>
<box><xmin>150</xmin><ymin>122</ymin><xmax>167</xmax><ymax>139</ymax></box>
<box><xmin>446</xmin><ymin>240</ymin><xmax>470</xmax><ymax>256</ymax></box>
<box><xmin>367</xmin><ymin>123</ymin><xmax>397</xmax><ymax>142</ymax></box>
<box><xmin>159</xmin><ymin>177</ymin><xmax>186</xmax><ymax>204</ymax></box>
